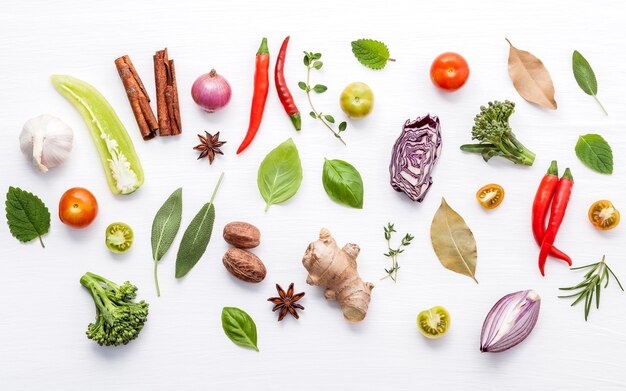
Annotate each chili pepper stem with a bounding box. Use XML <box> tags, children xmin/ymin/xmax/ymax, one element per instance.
<box><xmin>305</xmin><ymin>65</ymin><xmax>346</xmax><ymax>145</ymax></box>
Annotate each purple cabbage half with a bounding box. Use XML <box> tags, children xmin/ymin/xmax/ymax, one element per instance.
<box><xmin>389</xmin><ymin>114</ymin><xmax>442</xmax><ymax>202</ymax></box>
<box><xmin>480</xmin><ymin>290</ymin><xmax>541</xmax><ymax>353</ymax></box>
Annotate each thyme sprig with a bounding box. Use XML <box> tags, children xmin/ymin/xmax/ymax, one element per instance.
<box><xmin>381</xmin><ymin>223</ymin><xmax>414</xmax><ymax>282</ymax></box>
<box><xmin>558</xmin><ymin>255</ymin><xmax>623</xmax><ymax>321</ymax></box>
<box><xmin>299</xmin><ymin>51</ymin><xmax>347</xmax><ymax>145</ymax></box>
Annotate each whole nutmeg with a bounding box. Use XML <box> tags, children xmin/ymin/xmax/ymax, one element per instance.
<box><xmin>223</xmin><ymin>248</ymin><xmax>266</xmax><ymax>283</ymax></box>
<box><xmin>223</xmin><ymin>221</ymin><xmax>260</xmax><ymax>249</ymax></box>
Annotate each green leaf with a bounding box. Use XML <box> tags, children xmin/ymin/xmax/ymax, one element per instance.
<box><xmin>257</xmin><ymin>138</ymin><xmax>303</xmax><ymax>212</ymax></box>
<box><xmin>351</xmin><ymin>39</ymin><xmax>392</xmax><ymax>70</ymax></box>
<box><xmin>312</xmin><ymin>53</ymin><xmax>322</xmax><ymax>60</ymax></box>
<box><xmin>572</xmin><ymin>50</ymin><xmax>598</xmax><ymax>96</ymax></box>
<box><xmin>309</xmin><ymin>111</ymin><xmax>317</xmax><ymax>119</ymax></box>
<box><xmin>175</xmin><ymin>174</ymin><xmax>224</xmax><ymax>278</ymax></box>
<box><xmin>322</xmin><ymin>158</ymin><xmax>364</xmax><ymax>209</ymax></box>
<box><xmin>5</xmin><ymin>187</ymin><xmax>50</xmax><ymax>247</ymax></box>
<box><xmin>313</xmin><ymin>61</ymin><xmax>323</xmax><ymax>70</ymax></box>
<box><xmin>151</xmin><ymin>188</ymin><xmax>183</xmax><ymax>296</ymax></box>
<box><xmin>313</xmin><ymin>84</ymin><xmax>327</xmax><ymax>93</ymax></box>
<box><xmin>298</xmin><ymin>81</ymin><xmax>307</xmax><ymax>91</ymax></box>
<box><xmin>303</xmin><ymin>55</ymin><xmax>310</xmax><ymax>66</ymax></box>
<box><xmin>221</xmin><ymin>307</ymin><xmax>259</xmax><ymax>351</ymax></box>
<box><xmin>575</xmin><ymin>134</ymin><xmax>613</xmax><ymax>174</ymax></box>
<box><xmin>338</xmin><ymin>121</ymin><xmax>347</xmax><ymax>132</ymax></box>
<box><xmin>324</xmin><ymin>114</ymin><xmax>335</xmax><ymax>123</ymax></box>
<box><xmin>572</xmin><ymin>50</ymin><xmax>607</xmax><ymax>115</ymax></box>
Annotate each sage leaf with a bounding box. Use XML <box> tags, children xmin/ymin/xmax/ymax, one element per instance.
<box><xmin>322</xmin><ymin>158</ymin><xmax>364</xmax><ymax>209</ymax></box>
<box><xmin>572</xmin><ymin>50</ymin><xmax>607</xmax><ymax>115</ymax></box>
<box><xmin>575</xmin><ymin>134</ymin><xmax>613</xmax><ymax>174</ymax></box>
<box><xmin>151</xmin><ymin>188</ymin><xmax>183</xmax><ymax>296</ymax></box>
<box><xmin>505</xmin><ymin>39</ymin><xmax>557</xmax><ymax>110</ymax></box>
<box><xmin>257</xmin><ymin>138</ymin><xmax>303</xmax><ymax>212</ymax></box>
<box><xmin>5</xmin><ymin>186</ymin><xmax>50</xmax><ymax>247</ymax></box>
<box><xmin>175</xmin><ymin>173</ymin><xmax>224</xmax><ymax>278</ymax></box>
<box><xmin>351</xmin><ymin>39</ymin><xmax>394</xmax><ymax>70</ymax></box>
<box><xmin>430</xmin><ymin>198</ymin><xmax>478</xmax><ymax>283</ymax></box>
<box><xmin>221</xmin><ymin>307</ymin><xmax>259</xmax><ymax>351</ymax></box>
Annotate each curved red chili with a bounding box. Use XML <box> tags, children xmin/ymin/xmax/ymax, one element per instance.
<box><xmin>275</xmin><ymin>36</ymin><xmax>301</xmax><ymax>131</ymax></box>
<box><xmin>539</xmin><ymin>168</ymin><xmax>574</xmax><ymax>276</ymax></box>
<box><xmin>237</xmin><ymin>38</ymin><xmax>270</xmax><ymax>154</ymax></box>
<box><xmin>531</xmin><ymin>160</ymin><xmax>571</xmax><ymax>264</ymax></box>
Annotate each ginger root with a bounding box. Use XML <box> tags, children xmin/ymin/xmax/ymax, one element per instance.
<box><xmin>302</xmin><ymin>228</ymin><xmax>374</xmax><ymax>322</ymax></box>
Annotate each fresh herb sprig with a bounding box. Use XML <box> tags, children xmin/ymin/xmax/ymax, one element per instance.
<box><xmin>558</xmin><ymin>255</ymin><xmax>623</xmax><ymax>320</ymax></box>
<box><xmin>382</xmin><ymin>223</ymin><xmax>414</xmax><ymax>282</ymax></box>
<box><xmin>299</xmin><ymin>51</ymin><xmax>347</xmax><ymax>145</ymax></box>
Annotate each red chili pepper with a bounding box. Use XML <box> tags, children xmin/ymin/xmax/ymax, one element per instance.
<box><xmin>538</xmin><ymin>168</ymin><xmax>574</xmax><ymax>276</ymax></box>
<box><xmin>275</xmin><ymin>36</ymin><xmax>301</xmax><ymax>131</ymax></box>
<box><xmin>237</xmin><ymin>38</ymin><xmax>270</xmax><ymax>154</ymax></box>
<box><xmin>531</xmin><ymin>160</ymin><xmax>571</xmax><ymax>264</ymax></box>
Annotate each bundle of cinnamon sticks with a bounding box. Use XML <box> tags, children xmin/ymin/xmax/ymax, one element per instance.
<box><xmin>114</xmin><ymin>48</ymin><xmax>181</xmax><ymax>140</ymax></box>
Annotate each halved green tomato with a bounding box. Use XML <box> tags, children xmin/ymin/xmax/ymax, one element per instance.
<box><xmin>105</xmin><ymin>222</ymin><xmax>133</xmax><ymax>253</ymax></box>
<box><xmin>417</xmin><ymin>306</ymin><xmax>450</xmax><ymax>339</ymax></box>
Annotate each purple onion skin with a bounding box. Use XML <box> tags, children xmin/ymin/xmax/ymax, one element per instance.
<box><xmin>480</xmin><ymin>290</ymin><xmax>541</xmax><ymax>353</ymax></box>
<box><xmin>191</xmin><ymin>69</ymin><xmax>232</xmax><ymax>113</ymax></box>
<box><xmin>389</xmin><ymin>114</ymin><xmax>442</xmax><ymax>202</ymax></box>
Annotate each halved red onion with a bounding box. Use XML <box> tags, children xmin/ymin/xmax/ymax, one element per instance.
<box><xmin>389</xmin><ymin>114</ymin><xmax>442</xmax><ymax>202</ymax></box>
<box><xmin>480</xmin><ymin>290</ymin><xmax>541</xmax><ymax>353</ymax></box>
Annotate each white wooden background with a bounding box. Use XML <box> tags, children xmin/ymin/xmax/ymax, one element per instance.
<box><xmin>1</xmin><ymin>1</ymin><xmax>625</xmax><ymax>390</ymax></box>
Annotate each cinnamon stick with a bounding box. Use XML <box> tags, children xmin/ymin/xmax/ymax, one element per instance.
<box><xmin>114</xmin><ymin>55</ymin><xmax>158</xmax><ymax>140</ymax></box>
<box><xmin>154</xmin><ymin>48</ymin><xmax>182</xmax><ymax>136</ymax></box>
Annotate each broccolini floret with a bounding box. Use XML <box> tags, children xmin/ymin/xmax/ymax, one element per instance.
<box><xmin>80</xmin><ymin>272</ymin><xmax>149</xmax><ymax>346</ymax></box>
<box><xmin>460</xmin><ymin>100</ymin><xmax>536</xmax><ymax>166</ymax></box>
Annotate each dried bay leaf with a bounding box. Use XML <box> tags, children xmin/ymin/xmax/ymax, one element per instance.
<box><xmin>430</xmin><ymin>198</ymin><xmax>478</xmax><ymax>283</ymax></box>
<box><xmin>506</xmin><ymin>38</ymin><xmax>557</xmax><ymax>110</ymax></box>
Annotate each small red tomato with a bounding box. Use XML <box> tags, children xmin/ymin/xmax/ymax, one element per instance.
<box><xmin>59</xmin><ymin>187</ymin><xmax>98</xmax><ymax>228</ymax></box>
<box><xmin>430</xmin><ymin>52</ymin><xmax>470</xmax><ymax>92</ymax></box>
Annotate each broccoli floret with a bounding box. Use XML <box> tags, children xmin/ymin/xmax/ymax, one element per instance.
<box><xmin>80</xmin><ymin>272</ymin><xmax>149</xmax><ymax>346</ymax></box>
<box><xmin>460</xmin><ymin>100</ymin><xmax>536</xmax><ymax>166</ymax></box>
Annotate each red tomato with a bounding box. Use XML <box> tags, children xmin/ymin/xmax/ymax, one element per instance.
<box><xmin>59</xmin><ymin>187</ymin><xmax>98</xmax><ymax>228</ymax></box>
<box><xmin>430</xmin><ymin>52</ymin><xmax>470</xmax><ymax>92</ymax></box>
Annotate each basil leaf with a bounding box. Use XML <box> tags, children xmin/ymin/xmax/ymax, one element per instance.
<box><xmin>257</xmin><ymin>138</ymin><xmax>303</xmax><ymax>212</ymax></box>
<box><xmin>151</xmin><ymin>188</ymin><xmax>183</xmax><ymax>296</ymax></box>
<box><xmin>5</xmin><ymin>187</ymin><xmax>50</xmax><ymax>247</ymax></box>
<box><xmin>221</xmin><ymin>307</ymin><xmax>259</xmax><ymax>351</ymax></box>
<box><xmin>575</xmin><ymin>134</ymin><xmax>613</xmax><ymax>174</ymax></box>
<box><xmin>175</xmin><ymin>174</ymin><xmax>224</xmax><ymax>278</ymax></box>
<box><xmin>322</xmin><ymin>158</ymin><xmax>364</xmax><ymax>209</ymax></box>
<box><xmin>572</xmin><ymin>50</ymin><xmax>608</xmax><ymax>115</ymax></box>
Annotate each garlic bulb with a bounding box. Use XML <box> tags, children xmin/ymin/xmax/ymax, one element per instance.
<box><xmin>20</xmin><ymin>114</ymin><xmax>73</xmax><ymax>172</ymax></box>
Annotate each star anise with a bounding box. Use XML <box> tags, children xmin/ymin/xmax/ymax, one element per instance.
<box><xmin>267</xmin><ymin>283</ymin><xmax>305</xmax><ymax>321</ymax></box>
<box><xmin>193</xmin><ymin>131</ymin><xmax>226</xmax><ymax>164</ymax></box>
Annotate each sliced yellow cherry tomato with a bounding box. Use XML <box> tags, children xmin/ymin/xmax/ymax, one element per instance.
<box><xmin>476</xmin><ymin>184</ymin><xmax>505</xmax><ymax>210</ymax></box>
<box><xmin>588</xmin><ymin>200</ymin><xmax>620</xmax><ymax>231</ymax></box>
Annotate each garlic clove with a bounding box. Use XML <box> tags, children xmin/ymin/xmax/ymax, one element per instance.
<box><xmin>20</xmin><ymin>114</ymin><xmax>73</xmax><ymax>173</ymax></box>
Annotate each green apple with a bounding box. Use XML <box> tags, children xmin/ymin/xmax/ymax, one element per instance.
<box><xmin>340</xmin><ymin>82</ymin><xmax>374</xmax><ymax>119</ymax></box>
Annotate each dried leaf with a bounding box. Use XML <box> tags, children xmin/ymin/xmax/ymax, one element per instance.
<box><xmin>506</xmin><ymin>38</ymin><xmax>557</xmax><ymax>110</ymax></box>
<box><xmin>430</xmin><ymin>198</ymin><xmax>478</xmax><ymax>283</ymax></box>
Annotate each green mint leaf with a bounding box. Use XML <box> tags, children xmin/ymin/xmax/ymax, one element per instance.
<box><xmin>351</xmin><ymin>39</ymin><xmax>392</xmax><ymax>70</ymax></box>
<box><xmin>324</xmin><ymin>114</ymin><xmax>335</xmax><ymax>123</ymax></box>
<box><xmin>313</xmin><ymin>84</ymin><xmax>327</xmax><ymax>93</ymax></box>
<box><xmin>313</xmin><ymin>61</ymin><xmax>323</xmax><ymax>70</ymax></box>
<box><xmin>298</xmin><ymin>81</ymin><xmax>307</xmax><ymax>91</ymax></box>
<box><xmin>221</xmin><ymin>307</ymin><xmax>259</xmax><ymax>351</ymax></box>
<box><xmin>572</xmin><ymin>50</ymin><xmax>607</xmax><ymax>115</ymax></box>
<box><xmin>575</xmin><ymin>134</ymin><xmax>613</xmax><ymax>174</ymax></box>
<box><xmin>5</xmin><ymin>186</ymin><xmax>50</xmax><ymax>247</ymax></box>
<box><xmin>338</xmin><ymin>121</ymin><xmax>347</xmax><ymax>132</ymax></box>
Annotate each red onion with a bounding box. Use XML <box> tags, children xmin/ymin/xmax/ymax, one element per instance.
<box><xmin>480</xmin><ymin>290</ymin><xmax>541</xmax><ymax>353</ymax></box>
<box><xmin>191</xmin><ymin>69</ymin><xmax>232</xmax><ymax>112</ymax></box>
<box><xmin>389</xmin><ymin>114</ymin><xmax>442</xmax><ymax>202</ymax></box>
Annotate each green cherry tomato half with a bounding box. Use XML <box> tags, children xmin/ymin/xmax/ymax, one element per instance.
<box><xmin>417</xmin><ymin>306</ymin><xmax>450</xmax><ymax>339</ymax></box>
<box><xmin>339</xmin><ymin>82</ymin><xmax>374</xmax><ymax>119</ymax></box>
<box><xmin>105</xmin><ymin>222</ymin><xmax>134</xmax><ymax>254</ymax></box>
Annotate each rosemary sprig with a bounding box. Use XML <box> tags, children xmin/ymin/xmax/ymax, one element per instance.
<box><xmin>381</xmin><ymin>223</ymin><xmax>414</xmax><ymax>282</ymax></box>
<box><xmin>558</xmin><ymin>255</ymin><xmax>624</xmax><ymax>321</ymax></box>
<box><xmin>299</xmin><ymin>51</ymin><xmax>347</xmax><ymax>145</ymax></box>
